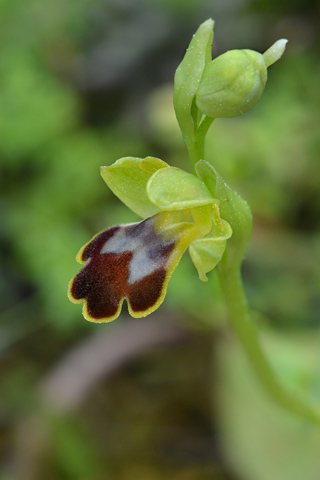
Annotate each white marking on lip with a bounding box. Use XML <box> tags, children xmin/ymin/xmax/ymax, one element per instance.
<box><xmin>127</xmin><ymin>248</ymin><xmax>160</xmax><ymax>285</ymax></box>
<box><xmin>100</xmin><ymin>224</ymin><xmax>165</xmax><ymax>285</ymax></box>
<box><xmin>100</xmin><ymin>228</ymin><xmax>139</xmax><ymax>254</ymax></box>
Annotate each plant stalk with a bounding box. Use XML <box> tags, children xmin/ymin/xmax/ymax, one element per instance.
<box><xmin>185</xmin><ymin>116</ymin><xmax>214</xmax><ymax>172</ymax></box>
<box><xmin>217</xmin><ymin>264</ymin><xmax>320</xmax><ymax>424</ymax></box>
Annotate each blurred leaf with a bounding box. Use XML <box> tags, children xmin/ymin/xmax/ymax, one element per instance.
<box><xmin>216</xmin><ymin>330</ymin><xmax>320</xmax><ymax>480</ymax></box>
<box><xmin>49</xmin><ymin>414</ymin><xmax>102</xmax><ymax>479</ymax></box>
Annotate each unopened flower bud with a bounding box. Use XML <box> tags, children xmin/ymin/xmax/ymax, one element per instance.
<box><xmin>195</xmin><ymin>39</ymin><xmax>287</xmax><ymax>118</ymax></box>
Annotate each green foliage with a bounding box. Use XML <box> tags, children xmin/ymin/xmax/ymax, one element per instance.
<box><xmin>173</xmin><ymin>19</ymin><xmax>214</xmax><ymax>143</ymax></box>
<box><xmin>0</xmin><ymin>0</ymin><xmax>320</xmax><ymax>478</ymax></box>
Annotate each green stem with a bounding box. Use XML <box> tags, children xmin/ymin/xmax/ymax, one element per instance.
<box><xmin>185</xmin><ymin>116</ymin><xmax>214</xmax><ymax>172</ymax></box>
<box><xmin>185</xmin><ymin>138</ymin><xmax>202</xmax><ymax>174</ymax></box>
<box><xmin>181</xmin><ymin>97</ymin><xmax>318</xmax><ymax>424</ymax></box>
<box><xmin>217</xmin><ymin>264</ymin><xmax>320</xmax><ymax>424</ymax></box>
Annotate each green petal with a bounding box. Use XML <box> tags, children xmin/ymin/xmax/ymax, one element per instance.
<box><xmin>101</xmin><ymin>156</ymin><xmax>168</xmax><ymax>218</ymax></box>
<box><xmin>147</xmin><ymin>166</ymin><xmax>215</xmax><ymax>211</ymax></box>
<box><xmin>189</xmin><ymin>219</ymin><xmax>232</xmax><ymax>281</ymax></box>
<box><xmin>195</xmin><ymin>160</ymin><xmax>252</xmax><ymax>269</ymax></box>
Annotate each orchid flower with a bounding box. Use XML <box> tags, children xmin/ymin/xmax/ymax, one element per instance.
<box><xmin>68</xmin><ymin>156</ymin><xmax>232</xmax><ymax>322</ymax></box>
<box><xmin>67</xmin><ymin>19</ymin><xmax>320</xmax><ymax>426</ymax></box>
<box><xmin>69</xmin><ymin>18</ymin><xmax>287</xmax><ymax>324</ymax></box>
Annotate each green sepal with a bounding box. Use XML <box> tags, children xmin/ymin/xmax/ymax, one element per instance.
<box><xmin>147</xmin><ymin>166</ymin><xmax>215</xmax><ymax>211</ymax></box>
<box><xmin>173</xmin><ymin>19</ymin><xmax>214</xmax><ymax>142</ymax></box>
<box><xmin>195</xmin><ymin>160</ymin><xmax>252</xmax><ymax>269</ymax></box>
<box><xmin>100</xmin><ymin>156</ymin><xmax>168</xmax><ymax>218</ymax></box>
<box><xmin>189</xmin><ymin>218</ymin><xmax>232</xmax><ymax>281</ymax></box>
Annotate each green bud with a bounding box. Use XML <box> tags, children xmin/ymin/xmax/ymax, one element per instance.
<box><xmin>195</xmin><ymin>39</ymin><xmax>287</xmax><ymax>118</ymax></box>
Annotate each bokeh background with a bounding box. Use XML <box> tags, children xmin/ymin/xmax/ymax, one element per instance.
<box><xmin>1</xmin><ymin>0</ymin><xmax>320</xmax><ymax>479</ymax></box>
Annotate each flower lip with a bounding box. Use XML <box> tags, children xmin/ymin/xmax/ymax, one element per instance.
<box><xmin>68</xmin><ymin>211</ymin><xmax>194</xmax><ymax>322</ymax></box>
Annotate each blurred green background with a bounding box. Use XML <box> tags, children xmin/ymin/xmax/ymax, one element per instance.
<box><xmin>1</xmin><ymin>0</ymin><xmax>320</xmax><ymax>479</ymax></box>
